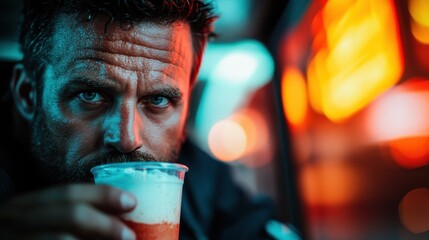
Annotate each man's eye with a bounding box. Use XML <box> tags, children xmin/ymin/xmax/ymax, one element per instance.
<box><xmin>78</xmin><ymin>92</ymin><xmax>104</xmax><ymax>103</ymax></box>
<box><xmin>147</xmin><ymin>95</ymin><xmax>170</xmax><ymax>107</ymax></box>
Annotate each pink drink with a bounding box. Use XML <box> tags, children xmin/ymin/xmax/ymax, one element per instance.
<box><xmin>91</xmin><ymin>162</ymin><xmax>188</xmax><ymax>240</ymax></box>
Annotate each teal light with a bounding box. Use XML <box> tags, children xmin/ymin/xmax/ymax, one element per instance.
<box><xmin>192</xmin><ymin>40</ymin><xmax>274</xmax><ymax>151</ymax></box>
<box><xmin>212</xmin><ymin>0</ymin><xmax>251</xmax><ymax>39</ymax></box>
<box><xmin>0</xmin><ymin>41</ymin><xmax>22</xmax><ymax>61</ymax></box>
<box><xmin>199</xmin><ymin>40</ymin><xmax>274</xmax><ymax>87</ymax></box>
<box><xmin>212</xmin><ymin>51</ymin><xmax>259</xmax><ymax>85</ymax></box>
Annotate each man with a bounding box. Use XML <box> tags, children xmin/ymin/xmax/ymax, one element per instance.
<box><xmin>0</xmin><ymin>0</ymin><xmax>299</xmax><ymax>239</ymax></box>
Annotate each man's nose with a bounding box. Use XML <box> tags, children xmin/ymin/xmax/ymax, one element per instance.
<box><xmin>103</xmin><ymin>103</ymin><xmax>143</xmax><ymax>153</ymax></box>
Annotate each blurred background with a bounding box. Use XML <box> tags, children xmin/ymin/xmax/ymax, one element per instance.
<box><xmin>3</xmin><ymin>0</ymin><xmax>429</xmax><ymax>239</ymax></box>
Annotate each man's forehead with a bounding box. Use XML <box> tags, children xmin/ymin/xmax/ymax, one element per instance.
<box><xmin>42</xmin><ymin>13</ymin><xmax>194</xmax><ymax>91</ymax></box>
<box><xmin>48</xmin><ymin>13</ymin><xmax>193</xmax><ymax>77</ymax></box>
<box><xmin>51</xmin><ymin>13</ymin><xmax>191</xmax><ymax>49</ymax></box>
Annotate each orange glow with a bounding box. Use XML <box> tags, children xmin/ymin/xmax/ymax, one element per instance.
<box><xmin>232</xmin><ymin>112</ymin><xmax>258</xmax><ymax>154</ymax></box>
<box><xmin>366</xmin><ymin>79</ymin><xmax>429</xmax><ymax>142</ymax></box>
<box><xmin>307</xmin><ymin>0</ymin><xmax>403</xmax><ymax>122</ymax></box>
<box><xmin>208</xmin><ymin>110</ymin><xmax>272</xmax><ymax>166</ymax></box>
<box><xmin>322</xmin><ymin>0</ymin><xmax>355</xmax><ymax>31</ymax></box>
<box><xmin>411</xmin><ymin>20</ymin><xmax>429</xmax><ymax>44</ymax></box>
<box><xmin>389</xmin><ymin>137</ymin><xmax>429</xmax><ymax>169</ymax></box>
<box><xmin>208</xmin><ymin>120</ymin><xmax>247</xmax><ymax>162</ymax></box>
<box><xmin>409</xmin><ymin>0</ymin><xmax>429</xmax><ymax>27</ymax></box>
<box><xmin>281</xmin><ymin>67</ymin><xmax>308</xmax><ymax>128</ymax></box>
<box><xmin>311</xmin><ymin>11</ymin><xmax>325</xmax><ymax>52</ymax></box>
<box><xmin>399</xmin><ymin>188</ymin><xmax>429</xmax><ymax>233</ymax></box>
<box><xmin>232</xmin><ymin>110</ymin><xmax>272</xmax><ymax>167</ymax></box>
<box><xmin>300</xmin><ymin>161</ymin><xmax>360</xmax><ymax>206</ymax></box>
<box><xmin>307</xmin><ymin>51</ymin><xmax>325</xmax><ymax>113</ymax></box>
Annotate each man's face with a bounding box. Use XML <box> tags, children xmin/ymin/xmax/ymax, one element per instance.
<box><xmin>30</xmin><ymin>14</ymin><xmax>194</xmax><ymax>183</ymax></box>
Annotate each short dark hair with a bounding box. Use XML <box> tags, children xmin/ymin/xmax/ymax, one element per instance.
<box><xmin>19</xmin><ymin>0</ymin><xmax>217</xmax><ymax>82</ymax></box>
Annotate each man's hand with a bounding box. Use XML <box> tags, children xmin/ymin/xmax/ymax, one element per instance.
<box><xmin>0</xmin><ymin>184</ymin><xmax>137</xmax><ymax>240</ymax></box>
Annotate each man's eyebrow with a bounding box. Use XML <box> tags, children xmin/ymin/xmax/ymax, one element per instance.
<box><xmin>146</xmin><ymin>87</ymin><xmax>183</xmax><ymax>99</ymax></box>
<box><xmin>63</xmin><ymin>78</ymin><xmax>183</xmax><ymax>99</ymax></box>
<box><xmin>65</xmin><ymin>77</ymin><xmax>119</xmax><ymax>90</ymax></box>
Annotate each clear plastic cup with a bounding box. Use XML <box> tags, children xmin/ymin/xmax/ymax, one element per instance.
<box><xmin>91</xmin><ymin>162</ymin><xmax>189</xmax><ymax>240</ymax></box>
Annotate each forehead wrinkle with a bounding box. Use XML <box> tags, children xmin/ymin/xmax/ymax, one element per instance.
<box><xmin>97</xmin><ymin>63</ymin><xmax>139</xmax><ymax>88</ymax></box>
<box><xmin>90</xmin><ymin>47</ymin><xmax>182</xmax><ymax>67</ymax></box>
<box><xmin>71</xmin><ymin>58</ymin><xmax>186</xmax><ymax>91</ymax></box>
<box><xmin>80</xmin><ymin>52</ymin><xmax>186</xmax><ymax>76</ymax></box>
<box><xmin>96</xmin><ymin>31</ymin><xmax>184</xmax><ymax>66</ymax></box>
<box><xmin>101</xmin><ymin>21</ymin><xmax>189</xmax><ymax>51</ymax></box>
<box><xmin>93</xmin><ymin>40</ymin><xmax>172</xmax><ymax>58</ymax></box>
<box><xmin>103</xmin><ymin>37</ymin><xmax>175</xmax><ymax>53</ymax></box>
<box><xmin>49</xmin><ymin>15</ymin><xmax>192</xmax><ymax>92</ymax></box>
<box><xmin>95</xmin><ymin>22</ymin><xmax>190</xmax><ymax>64</ymax></box>
<box><xmin>152</xmin><ymin>68</ymin><xmax>184</xmax><ymax>84</ymax></box>
<box><xmin>49</xmin><ymin>15</ymin><xmax>191</xmax><ymax>69</ymax></box>
<box><xmin>73</xmin><ymin>61</ymin><xmax>138</xmax><ymax>86</ymax></box>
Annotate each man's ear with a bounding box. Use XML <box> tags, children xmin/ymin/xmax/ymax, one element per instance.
<box><xmin>10</xmin><ymin>63</ymin><xmax>36</xmax><ymax>121</ymax></box>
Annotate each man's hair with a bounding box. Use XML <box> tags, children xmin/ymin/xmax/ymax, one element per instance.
<box><xmin>19</xmin><ymin>0</ymin><xmax>217</xmax><ymax>82</ymax></box>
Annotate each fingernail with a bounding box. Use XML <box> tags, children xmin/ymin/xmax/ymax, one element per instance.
<box><xmin>122</xmin><ymin>228</ymin><xmax>136</xmax><ymax>240</ymax></box>
<box><xmin>120</xmin><ymin>193</ymin><xmax>136</xmax><ymax>209</ymax></box>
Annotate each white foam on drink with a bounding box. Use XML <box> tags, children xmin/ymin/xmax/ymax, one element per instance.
<box><xmin>95</xmin><ymin>168</ymin><xmax>184</xmax><ymax>224</ymax></box>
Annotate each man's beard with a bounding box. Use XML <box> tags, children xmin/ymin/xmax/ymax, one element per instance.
<box><xmin>30</xmin><ymin>106</ymin><xmax>184</xmax><ymax>186</ymax></box>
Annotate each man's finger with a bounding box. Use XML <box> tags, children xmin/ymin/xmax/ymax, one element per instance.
<box><xmin>17</xmin><ymin>202</ymin><xmax>136</xmax><ymax>240</ymax></box>
<box><xmin>7</xmin><ymin>184</ymin><xmax>136</xmax><ymax>212</ymax></box>
<box><xmin>21</xmin><ymin>233</ymin><xmax>79</xmax><ymax>240</ymax></box>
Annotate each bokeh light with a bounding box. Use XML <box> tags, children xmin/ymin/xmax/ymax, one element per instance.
<box><xmin>207</xmin><ymin>109</ymin><xmax>272</xmax><ymax>167</ymax></box>
<box><xmin>194</xmin><ymin>40</ymin><xmax>274</xmax><ymax>150</ymax></box>
<box><xmin>366</xmin><ymin>79</ymin><xmax>429</xmax><ymax>143</ymax></box>
<box><xmin>300</xmin><ymin>160</ymin><xmax>360</xmax><ymax>206</ymax></box>
<box><xmin>199</xmin><ymin>40</ymin><xmax>274</xmax><ymax>88</ymax></box>
<box><xmin>408</xmin><ymin>0</ymin><xmax>429</xmax><ymax>27</ymax></box>
<box><xmin>411</xmin><ymin>20</ymin><xmax>429</xmax><ymax>44</ymax></box>
<box><xmin>208</xmin><ymin>119</ymin><xmax>247</xmax><ymax>162</ymax></box>
<box><xmin>212</xmin><ymin>52</ymin><xmax>258</xmax><ymax>85</ymax></box>
<box><xmin>231</xmin><ymin>111</ymin><xmax>259</xmax><ymax>156</ymax></box>
<box><xmin>307</xmin><ymin>0</ymin><xmax>403</xmax><ymax>122</ymax></box>
<box><xmin>409</xmin><ymin>0</ymin><xmax>429</xmax><ymax>70</ymax></box>
<box><xmin>232</xmin><ymin>110</ymin><xmax>272</xmax><ymax>167</ymax></box>
<box><xmin>399</xmin><ymin>188</ymin><xmax>429</xmax><ymax>233</ymax></box>
<box><xmin>281</xmin><ymin>67</ymin><xmax>308</xmax><ymax>129</ymax></box>
<box><xmin>389</xmin><ymin>137</ymin><xmax>429</xmax><ymax>169</ymax></box>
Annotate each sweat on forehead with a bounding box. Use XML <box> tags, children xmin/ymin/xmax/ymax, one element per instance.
<box><xmin>48</xmin><ymin>14</ymin><xmax>191</xmax><ymax>75</ymax></box>
<box><xmin>52</xmin><ymin>14</ymin><xmax>189</xmax><ymax>51</ymax></box>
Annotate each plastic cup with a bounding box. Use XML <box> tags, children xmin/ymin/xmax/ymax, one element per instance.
<box><xmin>91</xmin><ymin>162</ymin><xmax>189</xmax><ymax>240</ymax></box>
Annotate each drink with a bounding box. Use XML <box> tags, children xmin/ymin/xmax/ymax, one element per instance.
<box><xmin>122</xmin><ymin>220</ymin><xmax>179</xmax><ymax>240</ymax></box>
<box><xmin>91</xmin><ymin>162</ymin><xmax>188</xmax><ymax>240</ymax></box>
